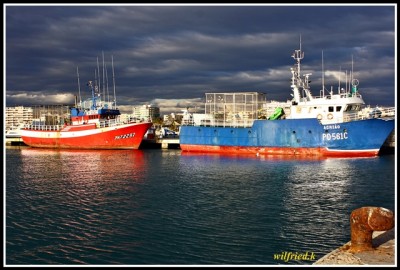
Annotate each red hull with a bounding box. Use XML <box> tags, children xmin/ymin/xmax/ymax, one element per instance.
<box><xmin>21</xmin><ymin>122</ymin><xmax>152</xmax><ymax>149</ymax></box>
<box><xmin>180</xmin><ymin>144</ymin><xmax>379</xmax><ymax>158</ymax></box>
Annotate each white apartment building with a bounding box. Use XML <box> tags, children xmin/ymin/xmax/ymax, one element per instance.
<box><xmin>163</xmin><ymin>112</ymin><xmax>184</xmax><ymax>123</ymax></box>
<box><xmin>131</xmin><ymin>105</ymin><xmax>160</xmax><ymax>121</ymax></box>
<box><xmin>5</xmin><ymin>106</ymin><xmax>33</xmax><ymax>131</ymax></box>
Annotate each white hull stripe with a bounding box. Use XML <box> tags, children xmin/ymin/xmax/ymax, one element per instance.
<box><xmin>21</xmin><ymin>124</ymin><xmax>135</xmax><ymax>139</ymax></box>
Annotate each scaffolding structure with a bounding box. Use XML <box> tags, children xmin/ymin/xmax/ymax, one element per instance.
<box><xmin>31</xmin><ymin>105</ymin><xmax>71</xmax><ymax>126</ymax></box>
<box><xmin>204</xmin><ymin>92</ymin><xmax>267</xmax><ymax>127</ymax></box>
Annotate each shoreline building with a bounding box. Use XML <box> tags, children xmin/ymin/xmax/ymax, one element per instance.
<box><xmin>131</xmin><ymin>105</ymin><xmax>160</xmax><ymax>122</ymax></box>
<box><xmin>5</xmin><ymin>106</ymin><xmax>33</xmax><ymax>131</ymax></box>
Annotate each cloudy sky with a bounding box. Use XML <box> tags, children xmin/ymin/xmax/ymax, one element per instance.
<box><xmin>4</xmin><ymin>4</ymin><xmax>396</xmax><ymax>115</ymax></box>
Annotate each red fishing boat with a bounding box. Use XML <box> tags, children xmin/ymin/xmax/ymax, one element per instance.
<box><xmin>21</xmin><ymin>57</ymin><xmax>152</xmax><ymax>150</ymax></box>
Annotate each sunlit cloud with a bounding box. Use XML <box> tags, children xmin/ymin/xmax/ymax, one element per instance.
<box><xmin>6</xmin><ymin>92</ymin><xmax>75</xmax><ymax>106</ymax></box>
<box><xmin>5</xmin><ymin>4</ymin><xmax>396</xmax><ymax>113</ymax></box>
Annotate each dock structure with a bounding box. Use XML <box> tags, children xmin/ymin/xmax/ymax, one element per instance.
<box><xmin>159</xmin><ymin>138</ymin><xmax>180</xmax><ymax>149</ymax></box>
<box><xmin>314</xmin><ymin>229</ymin><xmax>395</xmax><ymax>265</ymax></box>
<box><xmin>140</xmin><ymin>137</ymin><xmax>180</xmax><ymax>149</ymax></box>
<box><xmin>5</xmin><ymin>137</ymin><xmax>26</xmax><ymax>146</ymax></box>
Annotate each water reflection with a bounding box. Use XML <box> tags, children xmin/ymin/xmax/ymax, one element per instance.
<box><xmin>180</xmin><ymin>151</ymin><xmax>329</xmax><ymax>161</ymax></box>
<box><xmin>9</xmin><ymin>148</ymin><xmax>150</xmax><ymax>264</ymax></box>
<box><xmin>20</xmin><ymin>148</ymin><xmax>147</xmax><ymax>183</ymax></box>
<box><xmin>7</xmin><ymin>148</ymin><xmax>394</xmax><ymax>265</ymax></box>
<box><xmin>279</xmin><ymin>156</ymin><xmax>394</xmax><ymax>259</ymax></box>
<box><xmin>177</xmin><ymin>152</ymin><xmax>395</xmax><ymax>263</ymax></box>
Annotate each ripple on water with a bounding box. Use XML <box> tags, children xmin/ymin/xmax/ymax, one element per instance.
<box><xmin>5</xmin><ymin>149</ymin><xmax>395</xmax><ymax>265</ymax></box>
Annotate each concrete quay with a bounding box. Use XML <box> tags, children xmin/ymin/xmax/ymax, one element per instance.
<box><xmin>5</xmin><ymin>137</ymin><xmax>26</xmax><ymax>146</ymax></box>
<box><xmin>314</xmin><ymin>228</ymin><xmax>396</xmax><ymax>265</ymax></box>
<box><xmin>139</xmin><ymin>138</ymin><xmax>180</xmax><ymax>149</ymax></box>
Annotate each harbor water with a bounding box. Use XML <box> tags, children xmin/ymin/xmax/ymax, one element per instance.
<box><xmin>5</xmin><ymin>146</ymin><xmax>395</xmax><ymax>265</ymax></box>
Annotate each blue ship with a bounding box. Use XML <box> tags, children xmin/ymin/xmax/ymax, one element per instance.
<box><xmin>179</xmin><ymin>45</ymin><xmax>395</xmax><ymax>158</ymax></box>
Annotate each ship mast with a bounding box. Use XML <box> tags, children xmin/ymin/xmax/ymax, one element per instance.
<box><xmin>290</xmin><ymin>38</ymin><xmax>304</xmax><ymax>104</ymax></box>
<box><xmin>290</xmin><ymin>36</ymin><xmax>313</xmax><ymax>103</ymax></box>
<box><xmin>321</xmin><ymin>50</ymin><xmax>325</xmax><ymax>97</ymax></box>
<box><xmin>112</xmin><ymin>55</ymin><xmax>117</xmax><ymax>109</ymax></box>
<box><xmin>338</xmin><ymin>66</ymin><xmax>341</xmax><ymax>94</ymax></box>
<box><xmin>102</xmin><ymin>51</ymin><xmax>105</xmax><ymax>105</ymax></box>
<box><xmin>351</xmin><ymin>54</ymin><xmax>354</xmax><ymax>84</ymax></box>
<box><xmin>350</xmin><ymin>55</ymin><xmax>359</xmax><ymax>96</ymax></box>
<box><xmin>88</xmin><ymin>80</ymin><xmax>96</xmax><ymax>110</ymax></box>
<box><xmin>105</xmin><ymin>62</ymin><xmax>110</xmax><ymax>104</ymax></box>
<box><xmin>76</xmin><ymin>66</ymin><xmax>82</xmax><ymax>107</ymax></box>
<box><xmin>97</xmin><ymin>56</ymin><xmax>101</xmax><ymax>101</ymax></box>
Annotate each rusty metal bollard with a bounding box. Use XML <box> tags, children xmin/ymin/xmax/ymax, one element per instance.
<box><xmin>349</xmin><ymin>206</ymin><xmax>394</xmax><ymax>253</ymax></box>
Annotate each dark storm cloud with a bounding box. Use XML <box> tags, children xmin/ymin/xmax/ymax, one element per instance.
<box><xmin>4</xmin><ymin>4</ymin><xmax>396</xmax><ymax>114</ymax></box>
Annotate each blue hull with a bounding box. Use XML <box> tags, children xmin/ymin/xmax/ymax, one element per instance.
<box><xmin>180</xmin><ymin>118</ymin><xmax>394</xmax><ymax>157</ymax></box>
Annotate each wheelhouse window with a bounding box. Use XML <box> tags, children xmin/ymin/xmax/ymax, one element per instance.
<box><xmin>344</xmin><ymin>104</ymin><xmax>361</xmax><ymax>112</ymax></box>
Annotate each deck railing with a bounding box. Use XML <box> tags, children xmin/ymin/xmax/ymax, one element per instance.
<box><xmin>182</xmin><ymin>106</ymin><xmax>396</xmax><ymax>127</ymax></box>
<box><xmin>23</xmin><ymin>117</ymin><xmax>152</xmax><ymax>131</ymax></box>
<box><xmin>24</xmin><ymin>124</ymin><xmax>64</xmax><ymax>131</ymax></box>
